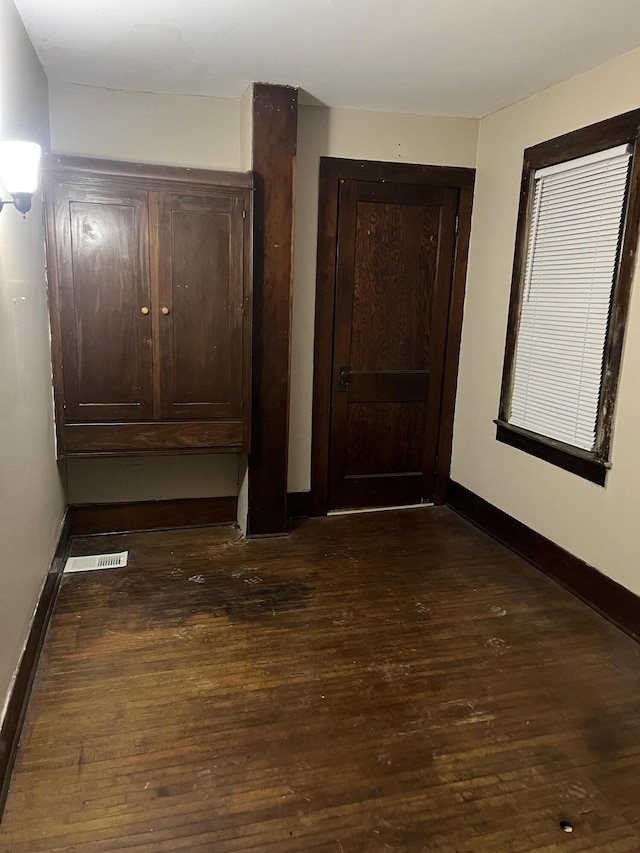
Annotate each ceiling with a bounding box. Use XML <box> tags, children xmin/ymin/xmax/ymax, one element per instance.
<box><xmin>12</xmin><ymin>0</ymin><xmax>640</xmax><ymax>118</ymax></box>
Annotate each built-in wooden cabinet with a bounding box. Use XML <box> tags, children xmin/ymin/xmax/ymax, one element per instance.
<box><xmin>44</xmin><ymin>156</ymin><xmax>252</xmax><ymax>457</ymax></box>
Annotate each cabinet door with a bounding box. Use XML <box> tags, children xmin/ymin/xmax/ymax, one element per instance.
<box><xmin>155</xmin><ymin>191</ymin><xmax>245</xmax><ymax>420</ymax></box>
<box><xmin>51</xmin><ymin>184</ymin><xmax>153</xmax><ymax>421</ymax></box>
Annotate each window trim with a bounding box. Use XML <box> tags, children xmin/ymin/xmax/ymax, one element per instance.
<box><xmin>497</xmin><ymin>109</ymin><xmax>640</xmax><ymax>484</ymax></box>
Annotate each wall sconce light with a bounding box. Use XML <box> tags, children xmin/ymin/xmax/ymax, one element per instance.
<box><xmin>0</xmin><ymin>141</ymin><xmax>42</xmax><ymax>215</ymax></box>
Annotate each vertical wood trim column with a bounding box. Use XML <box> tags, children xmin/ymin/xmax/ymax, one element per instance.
<box><xmin>248</xmin><ymin>84</ymin><xmax>299</xmax><ymax>535</ymax></box>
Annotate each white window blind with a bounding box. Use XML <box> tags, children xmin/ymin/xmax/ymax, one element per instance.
<box><xmin>509</xmin><ymin>144</ymin><xmax>632</xmax><ymax>451</ymax></box>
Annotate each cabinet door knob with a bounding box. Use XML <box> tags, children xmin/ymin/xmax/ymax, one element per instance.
<box><xmin>140</xmin><ymin>306</ymin><xmax>149</xmax><ymax>315</ymax></box>
<box><xmin>161</xmin><ymin>306</ymin><xmax>170</xmax><ymax>315</ymax></box>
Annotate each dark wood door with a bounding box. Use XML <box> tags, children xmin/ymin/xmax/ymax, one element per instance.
<box><xmin>52</xmin><ymin>184</ymin><xmax>153</xmax><ymax>422</ymax></box>
<box><xmin>155</xmin><ymin>191</ymin><xmax>245</xmax><ymax>420</ymax></box>
<box><xmin>328</xmin><ymin>180</ymin><xmax>458</xmax><ymax>510</ymax></box>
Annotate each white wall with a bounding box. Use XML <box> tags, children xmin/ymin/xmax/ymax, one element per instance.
<box><xmin>453</xmin><ymin>46</ymin><xmax>640</xmax><ymax>596</ymax></box>
<box><xmin>66</xmin><ymin>455</ymin><xmax>239</xmax><ymax>504</ymax></box>
<box><xmin>0</xmin><ymin>0</ymin><xmax>66</xmax><ymax>719</ymax></box>
<box><xmin>48</xmin><ymin>82</ymin><xmax>244</xmax><ymax>503</ymax></box>
<box><xmin>287</xmin><ymin>104</ymin><xmax>479</xmax><ymax>492</ymax></box>
<box><xmin>49</xmin><ymin>82</ymin><xmax>241</xmax><ymax>170</ymax></box>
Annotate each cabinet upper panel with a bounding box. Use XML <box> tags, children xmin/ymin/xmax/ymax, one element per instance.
<box><xmin>53</xmin><ymin>184</ymin><xmax>154</xmax><ymax>422</ymax></box>
<box><xmin>156</xmin><ymin>192</ymin><xmax>245</xmax><ymax>420</ymax></box>
<box><xmin>157</xmin><ymin>193</ymin><xmax>243</xmax><ymax>418</ymax></box>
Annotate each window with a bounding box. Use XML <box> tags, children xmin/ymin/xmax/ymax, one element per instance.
<box><xmin>496</xmin><ymin>109</ymin><xmax>640</xmax><ymax>485</ymax></box>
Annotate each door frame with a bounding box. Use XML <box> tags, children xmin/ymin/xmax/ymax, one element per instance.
<box><xmin>310</xmin><ymin>157</ymin><xmax>475</xmax><ymax>517</ymax></box>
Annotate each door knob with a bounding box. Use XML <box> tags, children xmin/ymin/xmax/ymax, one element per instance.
<box><xmin>140</xmin><ymin>306</ymin><xmax>149</xmax><ymax>315</ymax></box>
<box><xmin>161</xmin><ymin>306</ymin><xmax>170</xmax><ymax>315</ymax></box>
<box><xmin>338</xmin><ymin>364</ymin><xmax>349</xmax><ymax>392</ymax></box>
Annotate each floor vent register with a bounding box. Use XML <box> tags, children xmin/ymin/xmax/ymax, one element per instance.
<box><xmin>64</xmin><ymin>551</ymin><xmax>129</xmax><ymax>573</ymax></box>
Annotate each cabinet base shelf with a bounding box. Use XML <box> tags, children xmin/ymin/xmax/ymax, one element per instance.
<box><xmin>63</xmin><ymin>420</ymin><xmax>246</xmax><ymax>455</ymax></box>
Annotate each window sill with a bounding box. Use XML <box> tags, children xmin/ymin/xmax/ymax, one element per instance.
<box><xmin>494</xmin><ymin>420</ymin><xmax>609</xmax><ymax>486</ymax></box>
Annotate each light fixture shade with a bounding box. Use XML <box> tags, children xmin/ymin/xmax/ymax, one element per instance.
<box><xmin>0</xmin><ymin>141</ymin><xmax>42</xmax><ymax>195</ymax></box>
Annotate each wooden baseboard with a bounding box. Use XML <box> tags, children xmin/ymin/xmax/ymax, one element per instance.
<box><xmin>69</xmin><ymin>496</ymin><xmax>238</xmax><ymax>536</ymax></box>
<box><xmin>287</xmin><ymin>491</ymin><xmax>312</xmax><ymax>519</ymax></box>
<box><xmin>446</xmin><ymin>480</ymin><xmax>640</xmax><ymax>643</ymax></box>
<box><xmin>0</xmin><ymin>511</ymin><xmax>71</xmax><ymax>817</ymax></box>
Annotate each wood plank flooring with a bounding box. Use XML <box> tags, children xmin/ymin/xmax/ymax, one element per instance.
<box><xmin>1</xmin><ymin>507</ymin><xmax>640</xmax><ymax>851</ymax></box>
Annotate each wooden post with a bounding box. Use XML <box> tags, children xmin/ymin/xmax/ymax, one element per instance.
<box><xmin>248</xmin><ymin>83</ymin><xmax>298</xmax><ymax>535</ymax></box>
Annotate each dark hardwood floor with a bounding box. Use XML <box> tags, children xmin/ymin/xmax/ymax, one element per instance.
<box><xmin>2</xmin><ymin>507</ymin><xmax>640</xmax><ymax>851</ymax></box>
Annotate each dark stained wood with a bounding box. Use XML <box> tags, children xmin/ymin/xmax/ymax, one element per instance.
<box><xmin>64</xmin><ymin>420</ymin><xmax>244</xmax><ymax>454</ymax></box>
<box><xmin>286</xmin><ymin>490</ymin><xmax>312</xmax><ymax>518</ymax></box>
<box><xmin>43</xmin><ymin>180</ymin><xmax>70</xmax><ymax>458</ymax></box>
<box><xmin>522</xmin><ymin>108</ymin><xmax>640</xmax><ymax>171</ymax></box>
<box><xmin>43</xmin><ymin>159</ymin><xmax>253</xmax><ymax>458</ymax></box>
<box><xmin>328</xmin><ymin>178</ymin><xmax>458</xmax><ymax>510</ymax></box>
<box><xmin>496</xmin><ymin>150</ymin><xmax>535</xmax><ymax>430</ymax></box>
<box><xmin>602</xmin><ymin>119</ymin><xmax>640</xmax><ymax>453</ymax></box>
<box><xmin>311</xmin><ymin>158</ymin><xmax>475</xmax><ymax>516</ymax></box>
<box><xmin>155</xmin><ymin>191</ymin><xmax>245</xmax><ymax>420</ymax></box>
<box><xmin>69</xmin><ymin>496</ymin><xmax>238</xmax><ymax>536</ymax></box>
<box><xmin>248</xmin><ymin>84</ymin><xmax>298</xmax><ymax>536</ymax></box>
<box><xmin>347</xmin><ymin>371</ymin><xmax>429</xmax><ymax>403</ymax></box>
<box><xmin>495</xmin><ymin>420</ymin><xmax>608</xmax><ymax>486</ymax></box>
<box><xmin>433</xmin><ymin>178</ymin><xmax>475</xmax><ymax>504</ymax></box>
<box><xmin>346</xmin><ymin>186</ymin><xmax>443</xmax><ymax>373</ymax></box>
<box><xmin>69</xmin><ymin>497</ymin><xmax>238</xmax><ymax>536</ymax></box>
<box><xmin>497</xmin><ymin>108</ymin><xmax>640</xmax><ymax>481</ymax></box>
<box><xmin>309</xmin><ymin>159</ymin><xmax>341</xmax><ymax>518</ymax></box>
<box><xmin>419</xmin><ymin>188</ymin><xmax>458</xmax><ymax>507</ymax></box>
<box><xmin>3</xmin><ymin>509</ymin><xmax>640</xmax><ymax>850</ymax></box>
<box><xmin>45</xmin><ymin>153</ymin><xmax>253</xmax><ymax>189</ymax></box>
<box><xmin>336</xmin><ymin>470</ymin><xmax>424</xmax><ymax>508</ymax></box>
<box><xmin>314</xmin><ymin>157</ymin><xmax>477</xmax><ymax>190</ymax></box>
<box><xmin>345</xmin><ymin>404</ymin><xmax>427</xmax><ymax>476</ymax></box>
<box><xmin>0</xmin><ymin>512</ymin><xmax>71</xmax><ymax>818</ymax></box>
<box><xmin>447</xmin><ymin>480</ymin><xmax>640</xmax><ymax>642</ymax></box>
<box><xmin>51</xmin><ymin>183</ymin><xmax>154</xmax><ymax>422</ymax></box>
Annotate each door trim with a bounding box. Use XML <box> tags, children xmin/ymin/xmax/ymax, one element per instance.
<box><xmin>310</xmin><ymin>158</ymin><xmax>475</xmax><ymax>517</ymax></box>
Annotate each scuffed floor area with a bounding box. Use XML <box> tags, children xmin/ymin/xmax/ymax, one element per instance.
<box><xmin>2</xmin><ymin>508</ymin><xmax>640</xmax><ymax>851</ymax></box>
